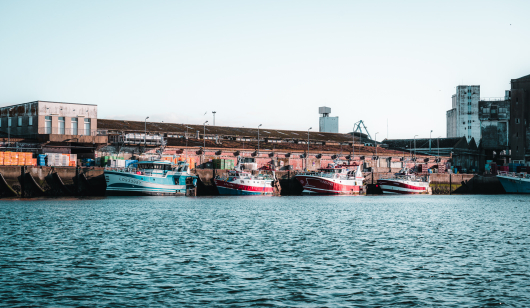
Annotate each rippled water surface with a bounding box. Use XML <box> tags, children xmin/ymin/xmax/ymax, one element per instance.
<box><xmin>1</xmin><ymin>195</ymin><xmax>530</xmax><ymax>307</ymax></box>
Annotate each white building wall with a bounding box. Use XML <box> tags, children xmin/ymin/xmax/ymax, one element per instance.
<box><xmin>455</xmin><ymin>85</ymin><xmax>480</xmax><ymax>142</ymax></box>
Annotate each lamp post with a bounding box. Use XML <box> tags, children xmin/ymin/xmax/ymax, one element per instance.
<box><xmin>7</xmin><ymin>108</ymin><xmax>12</xmax><ymax>148</ymax></box>
<box><xmin>375</xmin><ymin>132</ymin><xmax>379</xmax><ymax>156</ymax></box>
<box><xmin>144</xmin><ymin>116</ymin><xmax>149</xmax><ymax>148</ymax></box>
<box><xmin>257</xmin><ymin>124</ymin><xmax>262</xmax><ymax>154</ymax></box>
<box><xmin>203</xmin><ymin>121</ymin><xmax>208</xmax><ymax>149</ymax></box>
<box><xmin>352</xmin><ymin>129</ymin><xmax>355</xmax><ymax>162</ymax></box>
<box><xmin>414</xmin><ymin>135</ymin><xmax>419</xmax><ymax>159</ymax></box>
<box><xmin>212</xmin><ymin>111</ymin><xmax>216</xmax><ymax>126</ymax></box>
<box><xmin>429</xmin><ymin>130</ymin><xmax>433</xmax><ymax>153</ymax></box>
<box><xmin>307</xmin><ymin>127</ymin><xmax>312</xmax><ymax>171</ymax></box>
<box><xmin>438</xmin><ymin>136</ymin><xmax>441</xmax><ymax>158</ymax></box>
<box><xmin>185</xmin><ymin>126</ymin><xmax>193</xmax><ymax>161</ymax></box>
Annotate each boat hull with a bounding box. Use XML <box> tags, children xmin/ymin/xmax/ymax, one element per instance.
<box><xmin>295</xmin><ymin>175</ymin><xmax>362</xmax><ymax>195</ymax></box>
<box><xmin>497</xmin><ymin>175</ymin><xmax>530</xmax><ymax>193</ymax></box>
<box><xmin>105</xmin><ymin>171</ymin><xmax>188</xmax><ymax>196</ymax></box>
<box><xmin>214</xmin><ymin>179</ymin><xmax>274</xmax><ymax>195</ymax></box>
<box><xmin>377</xmin><ymin>179</ymin><xmax>430</xmax><ymax>194</ymax></box>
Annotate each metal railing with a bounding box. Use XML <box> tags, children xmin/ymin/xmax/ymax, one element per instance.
<box><xmin>37</xmin><ymin>127</ymin><xmax>98</xmax><ymax>136</ymax></box>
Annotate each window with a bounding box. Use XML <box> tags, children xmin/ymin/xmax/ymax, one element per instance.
<box><xmin>71</xmin><ymin>118</ymin><xmax>78</xmax><ymax>135</ymax></box>
<box><xmin>58</xmin><ymin>117</ymin><xmax>65</xmax><ymax>134</ymax></box>
<box><xmin>8</xmin><ymin>117</ymin><xmax>11</xmax><ymax>127</ymax></box>
<box><xmin>84</xmin><ymin>118</ymin><xmax>91</xmax><ymax>136</ymax></box>
<box><xmin>28</xmin><ymin>117</ymin><xmax>32</xmax><ymax>126</ymax></box>
<box><xmin>18</xmin><ymin>117</ymin><xmax>22</xmax><ymax>126</ymax></box>
<box><xmin>45</xmin><ymin>116</ymin><xmax>52</xmax><ymax>134</ymax></box>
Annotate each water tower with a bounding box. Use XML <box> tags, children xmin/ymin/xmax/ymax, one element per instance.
<box><xmin>319</xmin><ymin>106</ymin><xmax>338</xmax><ymax>133</ymax></box>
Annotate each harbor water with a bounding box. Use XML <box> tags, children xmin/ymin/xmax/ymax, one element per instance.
<box><xmin>1</xmin><ymin>195</ymin><xmax>529</xmax><ymax>306</ymax></box>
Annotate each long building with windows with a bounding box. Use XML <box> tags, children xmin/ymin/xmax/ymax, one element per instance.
<box><xmin>0</xmin><ymin>101</ymin><xmax>98</xmax><ymax>138</ymax></box>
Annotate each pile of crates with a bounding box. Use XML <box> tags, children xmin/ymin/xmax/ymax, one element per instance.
<box><xmin>212</xmin><ymin>159</ymin><xmax>235</xmax><ymax>170</ymax></box>
<box><xmin>0</xmin><ymin>152</ymin><xmax>37</xmax><ymax>166</ymax></box>
<box><xmin>43</xmin><ymin>153</ymin><xmax>77</xmax><ymax>167</ymax></box>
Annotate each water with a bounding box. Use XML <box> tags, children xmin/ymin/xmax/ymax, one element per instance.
<box><xmin>1</xmin><ymin>195</ymin><xmax>529</xmax><ymax>307</ymax></box>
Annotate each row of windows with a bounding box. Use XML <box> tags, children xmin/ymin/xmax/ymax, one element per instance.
<box><xmin>0</xmin><ymin>117</ymin><xmax>33</xmax><ymax>127</ymax></box>
<box><xmin>43</xmin><ymin>116</ymin><xmax>91</xmax><ymax>135</ymax></box>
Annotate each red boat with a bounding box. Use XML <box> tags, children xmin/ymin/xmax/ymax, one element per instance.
<box><xmin>377</xmin><ymin>168</ymin><xmax>430</xmax><ymax>194</ymax></box>
<box><xmin>295</xmin><ymin>162</ymin><xmax>364</xmax><ymax>195</ymax></box>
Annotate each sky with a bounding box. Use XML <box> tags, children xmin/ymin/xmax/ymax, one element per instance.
<box><xmin>1</xmin><ymin>0</ymin><xmax>529</xmax><ymax>139</ymax></box>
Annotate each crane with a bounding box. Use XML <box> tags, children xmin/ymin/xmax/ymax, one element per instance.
<box><xmin>353</xmin><ymin>120</ymin><xmax>372</xmax><ymax>141</ymax></box>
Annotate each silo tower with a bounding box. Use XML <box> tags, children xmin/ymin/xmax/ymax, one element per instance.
<box><xmin>319</xmin><ymin>106</ymin><xmax>339</xmax><ymax>133</ymax></box>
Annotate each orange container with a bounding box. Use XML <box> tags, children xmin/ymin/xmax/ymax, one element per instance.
<box><xmin>0</xmin><ymin>158</ymin><xmax>3</xmax><ymax>166</ymax></box>
<box><xmin>24</xmin><ymin>152</ymin><xmax>33</xmax><ymax>160</ymax></box>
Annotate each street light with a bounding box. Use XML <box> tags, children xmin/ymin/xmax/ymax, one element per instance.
<box><xmin>438</xmin><ymin>136</ymin><xmax>442</xmax><ymax>158</ymax></box>
<box><xmin>185</xmin><ymin>126</ymin><xmax>193</xmax><ymax>160</ymax></box>
<box><xmin>414</xmin><ymin>135</ymin><xmax>419</xmax><ymax>160</ymax></box>
<box><xmin>212</xmin><ymin>111</ymin><xmax>216</xmax><ymax>126</ymax></box>
<box><xmin>375</xmin><ymin>132</ymin><xmax>379</xmax><ymax>156</ymax></box>
<box><xmin>203</xmin><ymin>121</ymin><xmax>208</xmax><ymax>149</ymax></box>
<box><xmin>307</xmin><ymin>127</ymin><xmax>312</xmax><ymax>171</ymax></box>
<box><xmin>144</xmin><ymin>116</ymin><xmax>149</xmax><ymax>148</ymax></box>
<box><xmin>352</xmin><ymin>129</ymin><xmax>355</xmax><ymax>163</ymax></box>
<box><xmin>257</xmin><ymin>124</ymin><xmax>262</xmax><ymax>154</ymax></box>
<box><xmin>429</xmin><ymin>130</ymin><xmax>433</xmax><ymax>153</ymax></box>
<box><xmin>7</xmin><ymin>108</ymin><xmax>12</xmax><ymax>148</ymax></box>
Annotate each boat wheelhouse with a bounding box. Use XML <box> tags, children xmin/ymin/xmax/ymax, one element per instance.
<box><xmin>104</xmin><ymin>160</ymin><xmax>197</xmax><ymax>196</ymax></box>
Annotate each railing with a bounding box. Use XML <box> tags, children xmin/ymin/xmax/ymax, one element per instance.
<box><xmin>38</xmin><ymin>127</ymin><xmax>98</xmax><ymax>136</ymax></box>
<box><xmin>480</xmin><ymin>97</ymin><xmax>507</xmax><ymax>101</ymax></box>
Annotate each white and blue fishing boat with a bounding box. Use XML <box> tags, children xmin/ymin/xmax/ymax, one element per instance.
<box><xmin>104</xmin><ymin>160</ymin><xmax>198</xmax><ymax>196</ymax></box>
<box><xmin>497</xmin><ymin>171</ymin><xmax>530</xmax><ymax>193</ymax></box>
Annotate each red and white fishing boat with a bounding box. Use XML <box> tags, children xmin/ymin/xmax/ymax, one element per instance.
<box><xmin>295</xmin><ymin>162</ymin><xmax>364</xmax><ymax>195</ymax></box>
<box><xmin>214</xmin><ymin>163</ymin><xmax>275</xmax><ymax>195</ymax></box>
<box><xmin>377</xmin><ymin>168</ymin><xmax>430</xmax><ymax>194</ymax></box>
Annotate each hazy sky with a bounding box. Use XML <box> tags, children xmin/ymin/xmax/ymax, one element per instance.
<box><xmin>1</xmin><ymin>0</ymin><xmax>529</xmax><ymax>139</ymax></box>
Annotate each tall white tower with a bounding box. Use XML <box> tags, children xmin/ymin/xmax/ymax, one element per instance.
<box><xmin>319</xmin><ymin>106</ymin><xmax>339</xmax><ymax>133</ymax></box>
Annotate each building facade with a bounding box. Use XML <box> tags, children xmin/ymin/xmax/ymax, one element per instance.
<box><xmin>509</xmin><ymin>74</ymin><xmax>530</xmax><ymax>162</ymax></box>
<box><xmin>0</xmin><ymin>101</ymin><xmax>98</xmax><ymax>138</ymax></box>
<box><xmin>479</xmin><ymin>97</ymin><xmax>510</xmax><ymax>150</ymax></box>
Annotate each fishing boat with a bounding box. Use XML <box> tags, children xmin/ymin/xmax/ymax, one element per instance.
<box><xmin>214</xmin><ymin>169</ymin><xmax>276</xmax><ymax>195</ymax></box>
<box><xmin>294</xmin><ymin>162</ymin><xmax>364</xmax><ymax>195</ymax></box>
<box><xmin>104</xmin><ymin>160</ymin><xmax>197</xmax><ymax>196</ymax></box>
<box><xmin>377</xmin><ymin>168</ymin><xmax>430</xmax><ymax>194</ymax></box>
<box><xmin>496</xmin><ymin>171</ymin><xmax>530</xmax><ymax>193</ymax></box>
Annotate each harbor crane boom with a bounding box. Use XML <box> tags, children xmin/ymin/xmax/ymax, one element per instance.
<box><xmin>353</xmin><ymin>120</ymin><xmax>372</xmax><ymax>141</ymax></box>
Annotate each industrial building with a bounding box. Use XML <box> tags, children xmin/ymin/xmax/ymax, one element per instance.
<box><xmin>318</xmin><ymin>107</ymin><xmax>338</xmax><ymax>133</ymax></box>
<box><xmin>446</xmin><ymin>85</ymin><xmax>481</xmax><ymax>141</ymax></box>
<box><xmin>509</xmin><ymin>74</ymin><xmax>530</xmax><ymax>163</ymax></box>
<box><xmin>0</xmin><ymin>101</ymin><xmax>99</xmax><ymax>138</ymax></box>
<box><xmin>479</xmin><ymin>93</ymin><xmax>510</xmax><ymax>160</ymax></box>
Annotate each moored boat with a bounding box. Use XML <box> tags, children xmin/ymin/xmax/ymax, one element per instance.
<box><xmin>214</xmin><ymin>169</ymin><xmax>275</xmax><ymax>195</ymax></box>
<box><xmin>104</xmin><ymin>160</ymin><xmax>197</xmax><ymax>196</ymax></box>
<box><xmin>377</xmin><ymin>168</ymin><xmax>430</xmax><ymax>194</ymax></box>
<box><xmin>496</xmin><ymin>171</ymin><xmax>530</xmax><ymax>193</ymax></box>
<box><xmin>294</xmin><ymin>162</ymin><xmax>364</xmax><ymax>195</ymax></box>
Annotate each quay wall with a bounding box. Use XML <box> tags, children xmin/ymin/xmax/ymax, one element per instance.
<box><xmin>0</xmin><ymin>166</ymin><xmax>505</xmax><ymax>198</ymax></box>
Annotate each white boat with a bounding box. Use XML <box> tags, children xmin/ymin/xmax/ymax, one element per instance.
<box><xmin>214</xmin><ymin>158</ymin><xmax>276</xmax><ymax>195</ymax></box>
<box><xmin>294</xmin><ymin>162</ymin><xmax>364</xmax><ymax>195</ymax></box>
<box><xmin>214</xmin><ymin>169</ymin><xmax>275</xmax><ymax>195</ymax></box>
<box><xmin>377</xmin><ymin>168</ymin><xmax>430</xmax><ymax>194</ymax></box>
<box><xmin>104</xmin><ymin>160</ymin><xmax>197</xmax><ymax>196</ymax></box>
